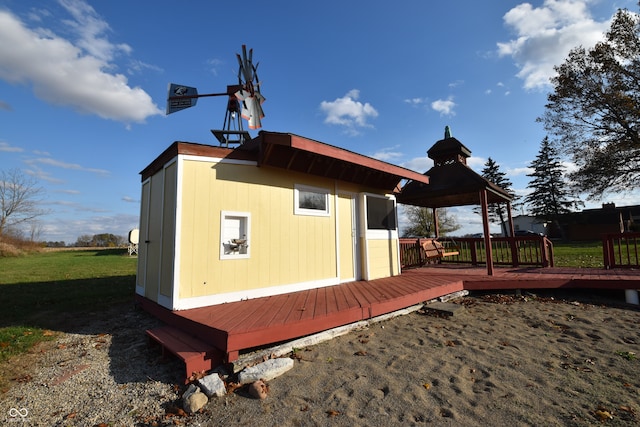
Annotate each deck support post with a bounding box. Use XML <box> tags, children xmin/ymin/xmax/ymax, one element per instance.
<box><xmin>480</xmin><ymin>189</ymin><xmax>494</xmax><ymax>276</ymax></box>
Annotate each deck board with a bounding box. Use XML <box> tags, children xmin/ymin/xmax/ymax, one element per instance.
<box><xmin>137</xmin><ymin>266</ymin><xmax>640</xmax><ymax>370</ymax></box>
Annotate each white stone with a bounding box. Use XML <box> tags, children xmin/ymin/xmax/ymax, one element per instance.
<box><xmin>198</xmin><ymin>373</ymin><xmax>227</xmax><ymax>397</ymax></box>
<box><xmin>238</xmin><ymin>357</ymin><xmax>294</xmax><ymax>384</ymax></box>
<box><xmin>183</xmin><ymin>390</ymin><xmax>208</xmax><ymax>414</ymax></box>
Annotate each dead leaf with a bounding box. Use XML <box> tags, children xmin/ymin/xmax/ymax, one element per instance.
<box><xmin>326</xmin><ymin>410</ymin><xmax>341</xmax><ymax>417</ymax></box>
<box><xmin>445</xmin><ymin>340</ymin><xmax>456</xmax><ymax>347</ymax></box>
<box><xmin>354</xmin><ymin>350</ymin><xmax>367</xmax><ymax>356</ymax></box>
<box><xmin>165</xmin><ymin>404</ymin><xmax>186</xmax><ymax>418</ymax></box>
<box><xmin>619</xmin><ymin>405</ymin><xmax>635</xmax><ymax>414</ymax></box>
<box><xmin>423</xmin><ymin>383</ymin><xmax>431</xmax><ymax>390</ymax></box>
<box><xmin>13</xmin><ymin>374</ymin><xmax>32</xmax><ymax>383</ymax></box>
<box><xmin>42</xmin><ymin>330</ymin><xmax>55</xmax><ymax>336</ymax></box>
<box><xmin>65</xmin><ymin>411</ymin><xmax>77</xmax><ymax>419</ymax></box>
<box><xmin>594</xmin><ymin>409</ymin><xmax>613</xmax><ymax>421</ymax></box>
<box><xmin>188</xmin><ymin>370</ymin><xmax>206</xmax><ymax>382</ymax></box>
<box><xmin>226</xmin><ymin>381</ymin><xmax>243</xmax><ymax>393</ymax></box>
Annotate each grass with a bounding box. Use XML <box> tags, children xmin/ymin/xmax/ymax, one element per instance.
<box><xmin>552</xmin><ymin>240</ymin><xmax>603</xmax><ymax>268</ymax></box>
<box><xmin>0</xmin><ymin>248</ymin><xmax>136</xmax><ymax>371</ymax></box>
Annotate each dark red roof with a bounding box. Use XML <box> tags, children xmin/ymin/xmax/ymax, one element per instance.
<box><xmin>142</xmin><ymin>132</ymin><xmax>429</xmax><ymax>192</ymax></box>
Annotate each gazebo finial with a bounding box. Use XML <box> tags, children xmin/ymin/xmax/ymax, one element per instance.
<box><xmin>444</xmin><ymin>126</ymin><xmax>452</xmax><ymax>139</ymax></box>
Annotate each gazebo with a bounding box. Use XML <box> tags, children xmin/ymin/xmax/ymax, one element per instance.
<box><xmin>397</xmin><ymin>126</ymin><xmax>514</xmax><ymax>275</ymax></box>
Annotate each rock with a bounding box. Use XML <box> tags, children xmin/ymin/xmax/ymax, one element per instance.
<box><xmin>182</xmin><ymin>383</ymin><xmax>199</xmax><ymax>400</ymax></box>
<box><xmin>248</xmin><ymin>380</ymin><xmax>268</xmax><ymax>399</ymax></box>
<box><xmin>198</xmin><ymin>373</ymin><xmax>226</xmax><ymax>397</ymax></box>
<box><xmin>238</xmin><ymin>358</ymin><xmax>294</xmax><ymax>384</ymax></box>
<box><xmin>183</xmin><ymin>390</ymin><xmax>208</xmax><ymax>414</ymax></box>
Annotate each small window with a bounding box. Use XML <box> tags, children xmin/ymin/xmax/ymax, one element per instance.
<box><xmin>220</xmin><ymin>211</ymin><xmax>251</xmax><ymax>259</ymax></box>
<box><xmin>294</xmin><ymin>184</ymin><xmax>330</xmax><ymax>216</ymax></box>
<box><xmin>366</xmin><ymin>196</ymin><xmax>397</xmax><ymax>230</ymax></box>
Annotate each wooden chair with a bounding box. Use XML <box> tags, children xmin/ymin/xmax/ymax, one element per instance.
<box><xmin>421</xmin><ymin>238</ymin><xmax>459</xmax><ymax>260</ymax></box>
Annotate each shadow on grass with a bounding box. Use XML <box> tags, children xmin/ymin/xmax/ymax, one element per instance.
<box><xmin>1</xmin><ymin>276</ymin><xmax>182</xmax><ymax>386</ymax></box>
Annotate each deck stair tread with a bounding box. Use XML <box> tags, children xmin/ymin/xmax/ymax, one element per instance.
<box><xmin>146</xmin><ymin>325</ymin><xmax>222</xmax><ymax>382</ymax></box>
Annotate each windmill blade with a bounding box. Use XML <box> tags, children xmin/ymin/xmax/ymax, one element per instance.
<box><xmin>236</xmin><ymin>45</ymin><xmax>255</xmax><ymax>87</ymax></box>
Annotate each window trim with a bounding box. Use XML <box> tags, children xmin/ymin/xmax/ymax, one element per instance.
<box><xmin>294</xmin><ymin>184</ymin><xmax>330</xmax><ymax>217</ymax></box>
<box><xmin>362</xmin><ymin>193</ymin><xmax>399</xmax><ymax>239</ymax></box>
<box><xmin>220</xmin><ymin>211</ymin><xmax>251</xmax><ymax>260</ymax></box>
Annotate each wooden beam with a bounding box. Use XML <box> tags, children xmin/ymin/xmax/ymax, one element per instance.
<box><xmin>480</xmin><ymin>189</ymin><xmax>494</xmax><ymax>276</ymax></box>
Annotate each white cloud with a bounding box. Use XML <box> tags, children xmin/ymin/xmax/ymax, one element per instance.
<box><xmin>319</xmin><ymin>89</ymin><xmax>378</xmax><ymax>135</ymax></box>
<box><xmin>402</xmin><ymin>156</ymin><xmax>432</xmax><ymax>174</ymax></box>
<box><xmin>404</xmin><ymin>97</ymin><xmax>427</xmax><ymax>106</ymax></box>
<box><xmin>466</xmin><ymin>156</ymin><xmax>486</xmax><ymax>170</ymax></box>
<box><xmin>0</xmin><ymin>141</ymin><xmax>23</xmax><ymax>152</ymax></box>
<box><xmin>506</xmin><ymin>166</ymin><xmax>533</xmax><ymax>177</ymax></box>
<box><xmin>41</xmin><ymin>212</ymin><xmax>138</xmax><ymax>243</ymax></box>
<box><xmin>431</xmin><ymin>97</ymin><xmax>456</xmax><ymax>116</ymax></box>
<box><xmin>26</xmin><ymin>157</ymin><xmax>110</xmax><ymax>176</ymax></box>
<box><xmin>370</xmin><ymin>146</ymin><xmax>403</xmax><ymax>162</ymax></box>
<box><xmin>497</xmin><ymin>0</ymin><xmax>611</xmax><ymax>90</ymax></box>
<box><xmin>0</xmin><ymin>4</ymin><xmax>162</xmax><ymax>123</ymax></box>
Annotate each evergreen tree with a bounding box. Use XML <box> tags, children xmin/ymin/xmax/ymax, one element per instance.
<box><xmin>525</xmin><ymin>137</ymin><xmax>583</xmax><ymax>220</ymax></box>
<box><xmin>479</xmin><ymin>157</ymin><xmax>517</xmax><ymax>236</ymax></box>
<box><xmin>401</xmin><ymin>206</ymin><xmax>461</xmax><ymax>237</ymax></box>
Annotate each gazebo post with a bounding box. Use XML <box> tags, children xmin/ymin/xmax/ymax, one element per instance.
<box><xmin>480</xmin><ymin>189</ymin><xmax>494</xmax><ymax>276</ymax></box>
<box><xmin>432</xmin><ymin>207</ymin><xmax>440</xmax><ymax>238</ymax></box>
<box><xmin>506</xmin><ymin>200</ymin><xmax>519</xmax><ymax>267</ymax></box>
<box><xmin>506</xmin><ymin>201</ymin><xmax>515</xmax><ymax>237</ymax></box>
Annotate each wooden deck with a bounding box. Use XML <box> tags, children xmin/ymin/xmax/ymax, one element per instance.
<box><xmin>138</xmin><ymin>266</ymin><xmax>640</xmax><ymax>378</ymax></box>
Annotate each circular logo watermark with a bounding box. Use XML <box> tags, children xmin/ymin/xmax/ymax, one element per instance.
<box><xmin>8</xmin><ymin>407</ymin><xmax>29</xmax><ymax>422</ymax></box>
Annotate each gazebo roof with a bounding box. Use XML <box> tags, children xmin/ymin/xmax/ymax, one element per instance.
<box><xmin>397</xmin><ymin>127</ymin><xmax>513</xmax><ymax>208</ymax></box>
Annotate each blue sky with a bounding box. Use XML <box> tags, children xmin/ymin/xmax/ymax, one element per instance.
<box><xmin>0</xmin><ymin>0</ymin><xmax>637</xmax><ymax>243</ymax></box>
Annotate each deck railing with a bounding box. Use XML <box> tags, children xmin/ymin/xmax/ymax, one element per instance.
<box><xmin>400</xmin><ymin>236</ymin><xmax>554</xmax><ymax>269</ymax></box>
<box><xmin>602</xmin><ymin>232</ymin><xmax>640</xmax><ymax>269</ymax></box>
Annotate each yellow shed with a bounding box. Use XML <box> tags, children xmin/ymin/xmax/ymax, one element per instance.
<box><xmin>136</xmin><ymin>131</ymin><xmax>429</xmax><ymax>311</ymax></box>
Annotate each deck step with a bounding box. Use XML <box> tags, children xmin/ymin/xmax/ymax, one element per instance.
<box><xmin>146</xmin><ymin>326</ymin><xmax>222</xmax><ymax>382</ymax></box>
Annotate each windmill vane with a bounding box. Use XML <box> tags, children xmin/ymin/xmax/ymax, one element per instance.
<box><xmin>165</xmin><ymin>45</ymin><xmax>265</xmax><ymax>146</ymax></box>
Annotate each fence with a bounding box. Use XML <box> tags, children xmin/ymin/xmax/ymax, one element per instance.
<box><xmin>602</xmin><ymin>232</ymin><xmax>640</xmax><ymax>269</ymax></box>
<box><xmin>399</xmin><ymin>236</ymin><xmax>554</xmax><ymax>269</ymax></box>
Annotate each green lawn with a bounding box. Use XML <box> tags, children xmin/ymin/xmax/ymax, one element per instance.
<box><xmin>551</xmin><ymin>240</ymin><xmax>603</xmax><ymax>268</ymax></box>
<box><xmin>0</xmin><ymin>249</ymin><xmax>137</xmax><ymax>364</ymax></box>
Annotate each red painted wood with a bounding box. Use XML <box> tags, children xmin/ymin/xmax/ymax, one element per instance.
<box><xmin>137</xmin><ymin>266</ymin><xmax>640</xmax><ymax>365</ymax></box>
<box><xmin>146</xmin><ymin>326</ymin><xmax>222</xmax><ymax>382</ymax></box>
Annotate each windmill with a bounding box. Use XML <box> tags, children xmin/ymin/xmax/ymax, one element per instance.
<box><xmin>166</xmin><ymin>45</ymin><xmax>265</xmax><ymax>147</ymax></box>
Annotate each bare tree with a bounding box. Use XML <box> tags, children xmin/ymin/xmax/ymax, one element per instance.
<box><xmin>401</xmin><ymin>205</ymin><xmax>461</xmax><ymax>237</ymax></box>
<box><xmin>0</xmin><ymin>169</ymin><xmax>47</xmax><ymax>237</ymax></box>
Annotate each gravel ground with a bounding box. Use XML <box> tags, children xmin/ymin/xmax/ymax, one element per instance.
<box><xmin>1</xmin><ymin>292</ymin><xmax>639</xmax><ymax>426</ymax></box>
<box><xmin>1</xmin><ymin>304</ymin><xmax>187</xmax><ymax>426</ymax></box>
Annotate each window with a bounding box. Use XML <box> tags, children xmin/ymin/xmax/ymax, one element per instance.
<box><xmin>294</xmin><ymin>184</ymin><xmax>330</xmax><ymax>216</ymax></box>
<box><xmin>220</xmin><ymin>211</ymin><xmax>251</xmax><ymax>259</ymax></box>
<box><xmin>366</xmin><ymin>196</ymin><xmax>397</xmax><ymax>230</ymax></box>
